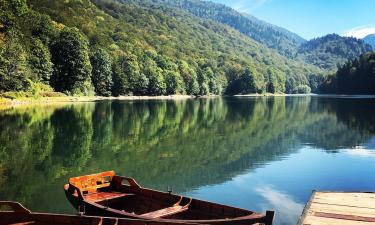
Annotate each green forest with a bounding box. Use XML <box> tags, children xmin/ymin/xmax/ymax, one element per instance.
<box><xmin>321</xmin><ymin>52</ymin><xmax>375</xmax><ymax>94</ymax></box>
<box><xmin>0</xmin><ymin>0</ymin><xmax>373</xmax><ymax>97</ymax></box>
<box><xmin>297</xmin><ymin>34</ymin><xmax>372</xmax><ymax>70</ymax></box>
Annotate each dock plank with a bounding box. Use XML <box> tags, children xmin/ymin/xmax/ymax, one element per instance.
<box><xmin>302</xmin><ymin>215</ymin><xmax>372</xmax><ymax>225</ymax></box>
<box><xmin>313</xmin><ymin>192</ymin><xmax>375</xmax><ymax>209</ymax></box>
<box><xmin>309</xmin><ymin>202</ymin><xmax>375</xmax><ymax>217</ymax></box>
<box><xmin>298</xmin><ymin>191</ymin><xmax>375</xmax><ymax>225</ymax></box>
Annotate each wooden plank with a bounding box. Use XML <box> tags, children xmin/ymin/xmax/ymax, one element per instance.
<box><xmin>69</xmin><ymin>171</ymin><xmax>115</xmax><ymax>192</ymax></box>
<box><xmin>309</xmin><ymin>202</ymin><xmax>375</xmax><ymax>217</ymax></box>
<box><xmin>9</xmin><ymin>222</ymin><xmax>35</xmax><ymax>225</ymax></box>
<box><xmin>313</xmin><ymin>192</ymin><xmax>375</xmax><ymax>209</ymax></box>
<box><xmin>298</xmin><ymin>191</ymin><xmax>375</xmax><ymax>225</ymax></box>
<box><xmin>85</xmin><ymin>192</ymin><xmax>132</xmax><ymax>202</ymax></box>
<box><xmin>302</xmin><ymin>215</ymin><xmax>373</xmax><ymax>225</ymax></box>
<box><xmin>140</xmin><ymin>206</ymin><xmax>188</xmax><ymax>218</ymax></box>
<box><xmin>314</xmin><ymin>212</ymin><xmax>375</xmax><ymax>222</ymax></box>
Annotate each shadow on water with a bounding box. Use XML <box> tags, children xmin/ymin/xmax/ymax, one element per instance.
<box><xmin>0</xmin><ymin>96</ymin><xmax>374</xmax><ymax>223</ymax></box>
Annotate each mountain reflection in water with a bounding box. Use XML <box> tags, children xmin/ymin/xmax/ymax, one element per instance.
<box><xmin>0</xmin><ymin>96</ymin><xmax>375</xmax><ymax>225</ymax></box>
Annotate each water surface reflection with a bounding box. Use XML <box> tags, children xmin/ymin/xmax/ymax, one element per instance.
<box><xmin>1</xmin><ymin>96</ymin><xmax>375</xmax><ymax>225</ymax></box>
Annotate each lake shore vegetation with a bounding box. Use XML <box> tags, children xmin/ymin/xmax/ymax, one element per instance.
<box><xmin>0</xmin><ymin>0</ymin><xmax>373</xmax><ymax>99</ymax></box>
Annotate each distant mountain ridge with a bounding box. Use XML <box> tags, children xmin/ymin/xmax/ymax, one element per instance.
<box><xmin>363</xmin><ymin>34</ymin><xmax>375</xmax><ymax>48</ymax></box>
<box><xmin>240</xmin><ymin>12</ymin><xmax>306</xmax><ymax>44</ymax></box>
<box><xmin>115</xmin><ymin>0</ymin><xmax>372</xmax><ymax>71</ymax></box>
<box><xmin>297</xmin><ymin>34</ymin><xmax>372</xmax><ymax>70</ymax></box>
<box><xmin>115</xmin><ymin>0</ymin><xmax>306</xmax><ymax>57</ymax></box>
<box><xmin>0</xmin><ymin>0</ymin><xmax>373</xmax><ymax>96</ymax></box>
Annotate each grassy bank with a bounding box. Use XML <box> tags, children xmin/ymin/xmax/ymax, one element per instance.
<box><xmin>0</xmin><ymin>94</ymin><xmax>195</xmax><ymax>107</ymax></box>
<box><xmin>0</xmin><ymin>92</ymin><xmax>320</xmax><ymax>109</ymax></box>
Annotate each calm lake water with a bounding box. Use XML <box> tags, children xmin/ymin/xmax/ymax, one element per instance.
<box><xmin>1</xmin><ymin>96</ymin><xmax>375</xmax><ymax>225</ymax></box>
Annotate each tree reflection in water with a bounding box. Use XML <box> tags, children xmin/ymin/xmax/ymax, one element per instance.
<box><xmin>0</xmin><ymin>96</ymin><xmax>374</xmax><ymax>214</ymax></box>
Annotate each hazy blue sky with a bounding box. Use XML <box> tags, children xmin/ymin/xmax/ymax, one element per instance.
<box><xmin>210</xmin><ymin>0</ymin><xmax>375</xmax><ymax>40</ymax></box>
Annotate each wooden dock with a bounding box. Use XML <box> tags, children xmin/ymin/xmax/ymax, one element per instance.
<box><xmin>298</xmin><ymin>191</ymin><xmax>375</xmax><ymax>225</ymax></box>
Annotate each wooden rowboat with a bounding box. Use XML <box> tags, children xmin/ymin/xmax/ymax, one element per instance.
<box><xmin>64</xmin><ymin>171</ymin><xmax>275</xmax><ymax>225</ymax></box>
<box><xmin>0</xmin><ymin>201</ymin><xmax>204</xmax><ymax>225</ymax></box>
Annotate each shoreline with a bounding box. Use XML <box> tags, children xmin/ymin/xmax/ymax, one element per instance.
<box><xmin>2</xmin><ymin>93</ymin><xmax>375</xmax><ymax>108</ymax></box>
<box><xmin>234</xmin><ymin>93</ymin><xmax>375</xmax><ymax>98</ymax></box>
<box><xmin>233</xmin><ymin>93</ymin><xmax>310</xmax><ymax>97</ymax></box>
<box><xmin>0</xmin><ymin>95</ymin><xmax>197</xmax><ymax>110</ymax></box>
<box><xmin>0</xmin><ymin>95</ymin><xmax>196</xmax><ymax>107</ymax></box>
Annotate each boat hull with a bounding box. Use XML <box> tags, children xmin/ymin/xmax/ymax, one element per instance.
<box><xmin>0</xmin><ymin>201</ymin><xmax>203</xmax><ymax>225</ymax></box>
<box><xmin>64</xmin><ymin>172</ymin><xmax>275</xmax><ymax>225</ymax></box>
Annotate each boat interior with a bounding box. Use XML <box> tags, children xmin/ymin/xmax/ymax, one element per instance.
<box><xmin>66</xmin><ymin>171</ymin><xmax>253</xmax><ymax>220</ymax></box>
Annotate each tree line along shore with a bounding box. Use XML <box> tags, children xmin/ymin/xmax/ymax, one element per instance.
<box><xmin>1</xmin><ymin>0</ymin><xmax>375</xmax><ymax>102</ymax></box>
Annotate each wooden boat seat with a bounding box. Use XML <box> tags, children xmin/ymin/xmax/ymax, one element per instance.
<box><xmin>140</xmin><ymin>197</ymin><xmax>192</xmax><ymax>219</ymax></box>
<box><xmin>68</xmin><ymin>171</ymin><xmax>135</xmax><ymax>203</ymax></box>
<box><xmin>69</xmin><ymin>171</ymin><xmax>115</xmax><ymax>194</ymax></box>
<box><xmin>84</xmin><ymin>192</ymin><xmax>134</xmax><ymax>203</ymax></box>
<box><xmin>140</xmin><ymin>205</ymin><xmax>188</xmax><ymax>219</ymax></box>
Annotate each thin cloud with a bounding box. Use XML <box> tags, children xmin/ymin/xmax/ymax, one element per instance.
<box><xmin>343</xmin><ymin>26</ymin><xmax>375</xmax><ymax>39</ymax></box>
<box><xmin>345</xmin><ymin>147</ymin><xmax>375</xmax><ymax>158</ymax></box>
<box><xmin>231</xmin><ymin>0</ymin><xmax>268</xmax><ymax>13</ymax></box>
<box><xmin>255</xmin><ymin>186</ymin><xmax>304</xmax><ymax>225</ymax></box>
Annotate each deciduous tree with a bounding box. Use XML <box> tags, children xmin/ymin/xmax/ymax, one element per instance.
<box><xmin>90</xmin><ymin>48</ymin><xmax>113</xmax><ymax>96</ymax></box>
<box><xmin>0</xmin><ymin>30</ymin><xmax>29</xmax><ymax>91</ymax></box>
<box><xmin>50</xmin><ymin>28</ymin><xmax>93</xmax><ymax>95</ymax></box>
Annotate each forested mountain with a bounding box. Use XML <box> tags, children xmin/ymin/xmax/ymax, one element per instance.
<box><xmin>115</xmin><ymin>0</ymin><xmax>306</xmax><ymax>57</ymax></box>
<box><xmin>0</xmin><ymin>0</ymin><xmax>373</xmax><ymax>97</ymax></box>
<box><xmin>364</xmin><ymin>34</ymin><xmax>375</xmax><ymax>48</ymax></box>
<box><xmin>296</xmin><ymin>34</ymin><xmax>372</xmax><ymax>71</ymax></box>
<box><xmin>321</xmin><ymin>51</ymin><xmax>375</xmax><ymax>94</ymax></box>
<box><xmin>114</xmin><ymin>0</ymin><xmax>373</xmax><ymax>71</ymax></box>
<box><xmin>0</xmin><ymin>0</ymin><xmax>325</xmax><ymax>97</ymax></box>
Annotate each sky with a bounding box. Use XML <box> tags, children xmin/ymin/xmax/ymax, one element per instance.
<box><xmin>210</xmin><ymin>0</ymin><xmax>375</xmax><ymax>40</ymax></box>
